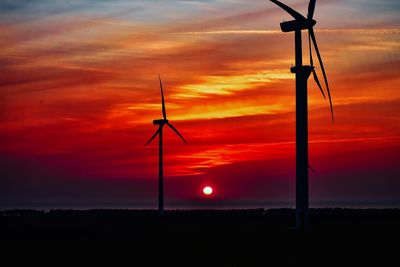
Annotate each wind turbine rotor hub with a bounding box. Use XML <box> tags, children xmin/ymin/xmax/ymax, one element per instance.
<box><xmin>280</xmin><ymin>19</ymin><xmax>316</xmax><ymax>32</ymax></box>
<box><xmin>153</xmin><ymin>119</ymin><xmax>168</xmax><ymax>125</ymax></box>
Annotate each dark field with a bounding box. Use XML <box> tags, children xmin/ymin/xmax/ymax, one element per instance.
<box><xmin>1</xmin><ymin>209</ymin><xmax>399</xmax><ymax>265</ymax></box>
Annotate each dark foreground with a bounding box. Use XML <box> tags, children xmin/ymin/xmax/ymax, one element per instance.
<box><xmin>1</xmin><ymin>209</ymin><xmax>399</xmax><ymax>265</ymax></box>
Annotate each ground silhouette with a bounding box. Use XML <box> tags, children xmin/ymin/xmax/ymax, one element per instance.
<box><xmin>1</xmin><ymin>208</ymin><xmax>399</xmax><ymax>265</ymax></box>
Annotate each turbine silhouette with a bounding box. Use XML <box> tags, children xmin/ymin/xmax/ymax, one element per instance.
<box><xmin>145</xmin><ymin>75</ymin><xmax>187</xmax><ymax>214</ymax></box>
<box><xmin>270</xmin><ymin>0</ymin><xmax>334</xmax><ymax>230</ymax></box>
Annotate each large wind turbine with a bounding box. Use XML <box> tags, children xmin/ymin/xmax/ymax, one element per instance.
<box><xmin>270</xmin><ymin>0</ymin><xmax>334</xmax><ymax>230</ymax></box>
<box><xmin>145</xmin><ymin>75</ymin><xmax>187</xmax><ymax>214</ymax></box>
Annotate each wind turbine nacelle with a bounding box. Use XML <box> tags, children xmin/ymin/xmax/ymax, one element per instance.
<box><xmin>280</xmin><ymin>19</ymin><xmax>316</xmax><ymax>32</ymax></box>
<box><xmin>153</xmin><ymin>119</ymin><xmax>168</xmax><ymax>125</ymax></box>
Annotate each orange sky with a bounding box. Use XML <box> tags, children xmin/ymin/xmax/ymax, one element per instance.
<box><xmin>1</xmin><ymin>0</ymin><xmax>399</xmax><ymax>209</ymax></box>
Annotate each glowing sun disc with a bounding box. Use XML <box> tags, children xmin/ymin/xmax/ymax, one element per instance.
<box><xmin>203</xmin><ymin>186</ymin><xmax>213</xmax><ymax>195</ymax></box>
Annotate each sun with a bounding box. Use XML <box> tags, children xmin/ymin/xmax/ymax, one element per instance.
<box><xmin>203</xmin><ymin>186</ymin><xmax>213</xmax><ymax>196</ymax></box>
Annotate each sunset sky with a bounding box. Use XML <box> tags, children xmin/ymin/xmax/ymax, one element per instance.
<box><xmin>1</xmin><ymin>0</ymin><xmax>399</xmax><ymax>209</ymax></box>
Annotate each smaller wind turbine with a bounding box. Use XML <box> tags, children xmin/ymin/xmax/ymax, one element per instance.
<box><xmin>145</xmin><ymin>75</ymin><xmax>187</xmax><ymax>214</ymax></box>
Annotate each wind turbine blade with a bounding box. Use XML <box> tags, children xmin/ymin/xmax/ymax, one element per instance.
<box><xmin>270</xmin><ymin>0</ymin><xmax>306</xmax><ymax>21</ymax></box>
<box><xmin>145</xmin><ymin>129</ymin><xmax>160</xmax><ymax>146</ymax></box>
<box><xmin>309</xmin><ymin>28</ymin><xmax>334</xmax><ymax>123</ymax></box>
<box><xmin>308</xmin><ymin>164</ymin><xmax>316</xmax><ymax>175</ymax></box>
<box><xmin>158</xmin><ymin>74</ymin><xmax>167</xmax><ymax>120</ymax></box>
<box><xmin>312</xmin><ymin>69</ymin><xmax>326</xmax><ymax>99</ymax></box>
<box><xmin>308</xmin><ymin>31</ymin><xmax>314</xmax><ymax>67</ymax></box>
<box><xmin>166</xmin><ymin>122</ymin><xmax>187</xmax><ymax>144</ymax></box>
<box><xmin>309</xmin><ymin>31</ymin><xmax>325</xmax><ymax>99</ymax></box>
<box><xmin>308</xmin><ymin>0</ymin><xmax>316</xmax><ymax>19</ymax></box>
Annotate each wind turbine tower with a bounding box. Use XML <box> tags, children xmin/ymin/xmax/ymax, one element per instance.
<box><xmin>145</xmin><ymin>75</ymin><xmax>187</xmax><ymax>214</ymax></box>
<box><xmin>270</xmin><ymin>0</ymin><xmax>334</xmax><ymax>230</ymax></box>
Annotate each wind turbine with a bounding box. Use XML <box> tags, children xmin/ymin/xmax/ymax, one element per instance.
<box><xmin>145</xmin><ymin>75</ymin><xmax>187</xmax><ymax>214</ymax></box>
<box><xmin>270</xmin><ymin>0</ymin><xmax>334</xmax><ymax>230</ymax></box>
